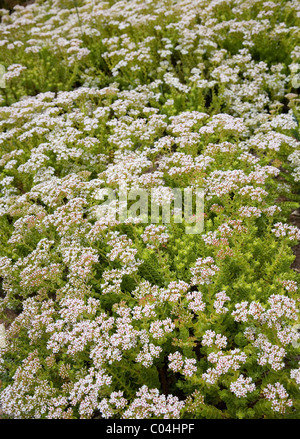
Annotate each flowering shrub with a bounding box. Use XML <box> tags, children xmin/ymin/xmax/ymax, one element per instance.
<box><xmin>0</xmin><ymin>0</ymin><xmax>300</xmax><ymax>419</ymax></box>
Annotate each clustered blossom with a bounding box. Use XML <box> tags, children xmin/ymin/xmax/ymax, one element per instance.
<box><xmin>232</xmin><ymin>295</ymin><xmax>298</xmax><ymax>327</ymax></box>
<box><xmin>272</xmin><ymin>223</ymin><xmax>300</xmax><ymax>240</ymax></box>
<box><xmin>141</xmin><ymin>225</ymin><xmax>169</xmax><ymax>247</ymax></box>
<box><xmin>290</xmin><ymin>364</ymin><xmax>300</xmax><ymax>387</ymax></box>
<box><xmin>98</xmin><ymin>391</ymin><xmax>128</xmax><ymax>419</ymax></box>
<box><xmin>230</xmin><ymin>375</ymin><xmax>256</xmax><ymax>398</ymax></box>
<box><xmin>230</xmin><ymin>294</ymin><xmax>300</xmax><ymax>372</ymax></box>
<box><xmin>262</xmin><ymin>383</ymin><xmax>293</xmax><ymax>414</ymax></box>
<box><xmin>254</xmin><ymin>335</ymin><xmax>286</xmax><ymax>371</ymax></box>
<box><xmin>168</xmin><ymin>352</ymin><xmax>197</xmax><ymax>377</ymax></box>
<box><xmin>202</xmin><ymin>330</ymin><xmax>227</xmax><ymax>349</ymax></box>
<box><xmin>149</xmin><ymin>318</ymin><xmax>175</xmax><ymax>339</ymax></box>
<box><xmin>122</xmin><ymin>386</ymin><xmax>185</xmax><ymax>419</ymax></box>
<box><xmin>190</xmin><ymin>257</ymin><xmax>219</xmax><ymax>286</ymax></box>
<box><xmin>159</xmin><ymin>281</ymin><xmax>189</xmax><ymax>303</ymax></box>
<box><xmin>202</xmin><ymin>349</ymin><xmax>247</xmax><ymax>384</ymax></box>
<box><xmin>107</xmin><ymin>233</ymin><xmax>138</xmax><ymax>264</ymax></box>
<box><xmin>280</xmin><ymin>279</ymin><xmax>298</xmax><ymax>293</ymax></box>
<box><xmin>3</xmin><ymin>64</ymin><xmax>27</xmax><ymax>81</ymax></box>
<box><xmin>135</xmin><ymin>343</ymin><xmax>162</xmax><ymax>368</ymax></box>
<box><xmin>238</xmin><ymin>206</ymin><xmax>262</xmax><ymax>218</ymax></box>
<box><xmin>213</xmin><ymin>291</ymin><xmax>231</xmax><ymax>314</ymax></box>
<box><xmin>186</xmin><ymin>291</ymin><xmax>206</xmax><ymax>313</ymax></box>
<box><xmin>232</xmin><ymin>302</ymin><xmax>249</xmax><ymax>322</ymax></box>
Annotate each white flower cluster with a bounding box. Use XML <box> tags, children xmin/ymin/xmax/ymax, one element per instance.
<box><xmin>168</xmin><ymin>352</ymin><xmax>197</xmax><ymax>377</ymax></box>
<box><xmin>202</xmin><ymin>349</ymin><xmax>247</xmax><ymax>385</ymax></box>
<box><xmin>230</xmin><ymin>374</ymin><xmax>256</xmax><ymax>398</ymax></box>
<box><xmin>190</xmin><ymin>257</ymin><xmax>219</xmax><ymax>286</ymax></box>
<box><xmin>202</xmin><ymin>330</ymin><xmax>227</xmax><ymax>349</ymax></box>
<box><xmin>262</xmin><ymin>383</ymin><xmax>293</xmax><ymax>414</ymax></box>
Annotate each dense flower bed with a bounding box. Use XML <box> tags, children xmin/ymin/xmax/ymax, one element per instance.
<box><xmin>0</xmin><ymin>0</ymin><xmax>300</xmax><ymax>419</ymax></box>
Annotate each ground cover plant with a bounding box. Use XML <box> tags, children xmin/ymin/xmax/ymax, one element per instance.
<box><xmin>0</xmin><ymin>0</ymin><xmax>300</xmax><ymax>419</ymax></box>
